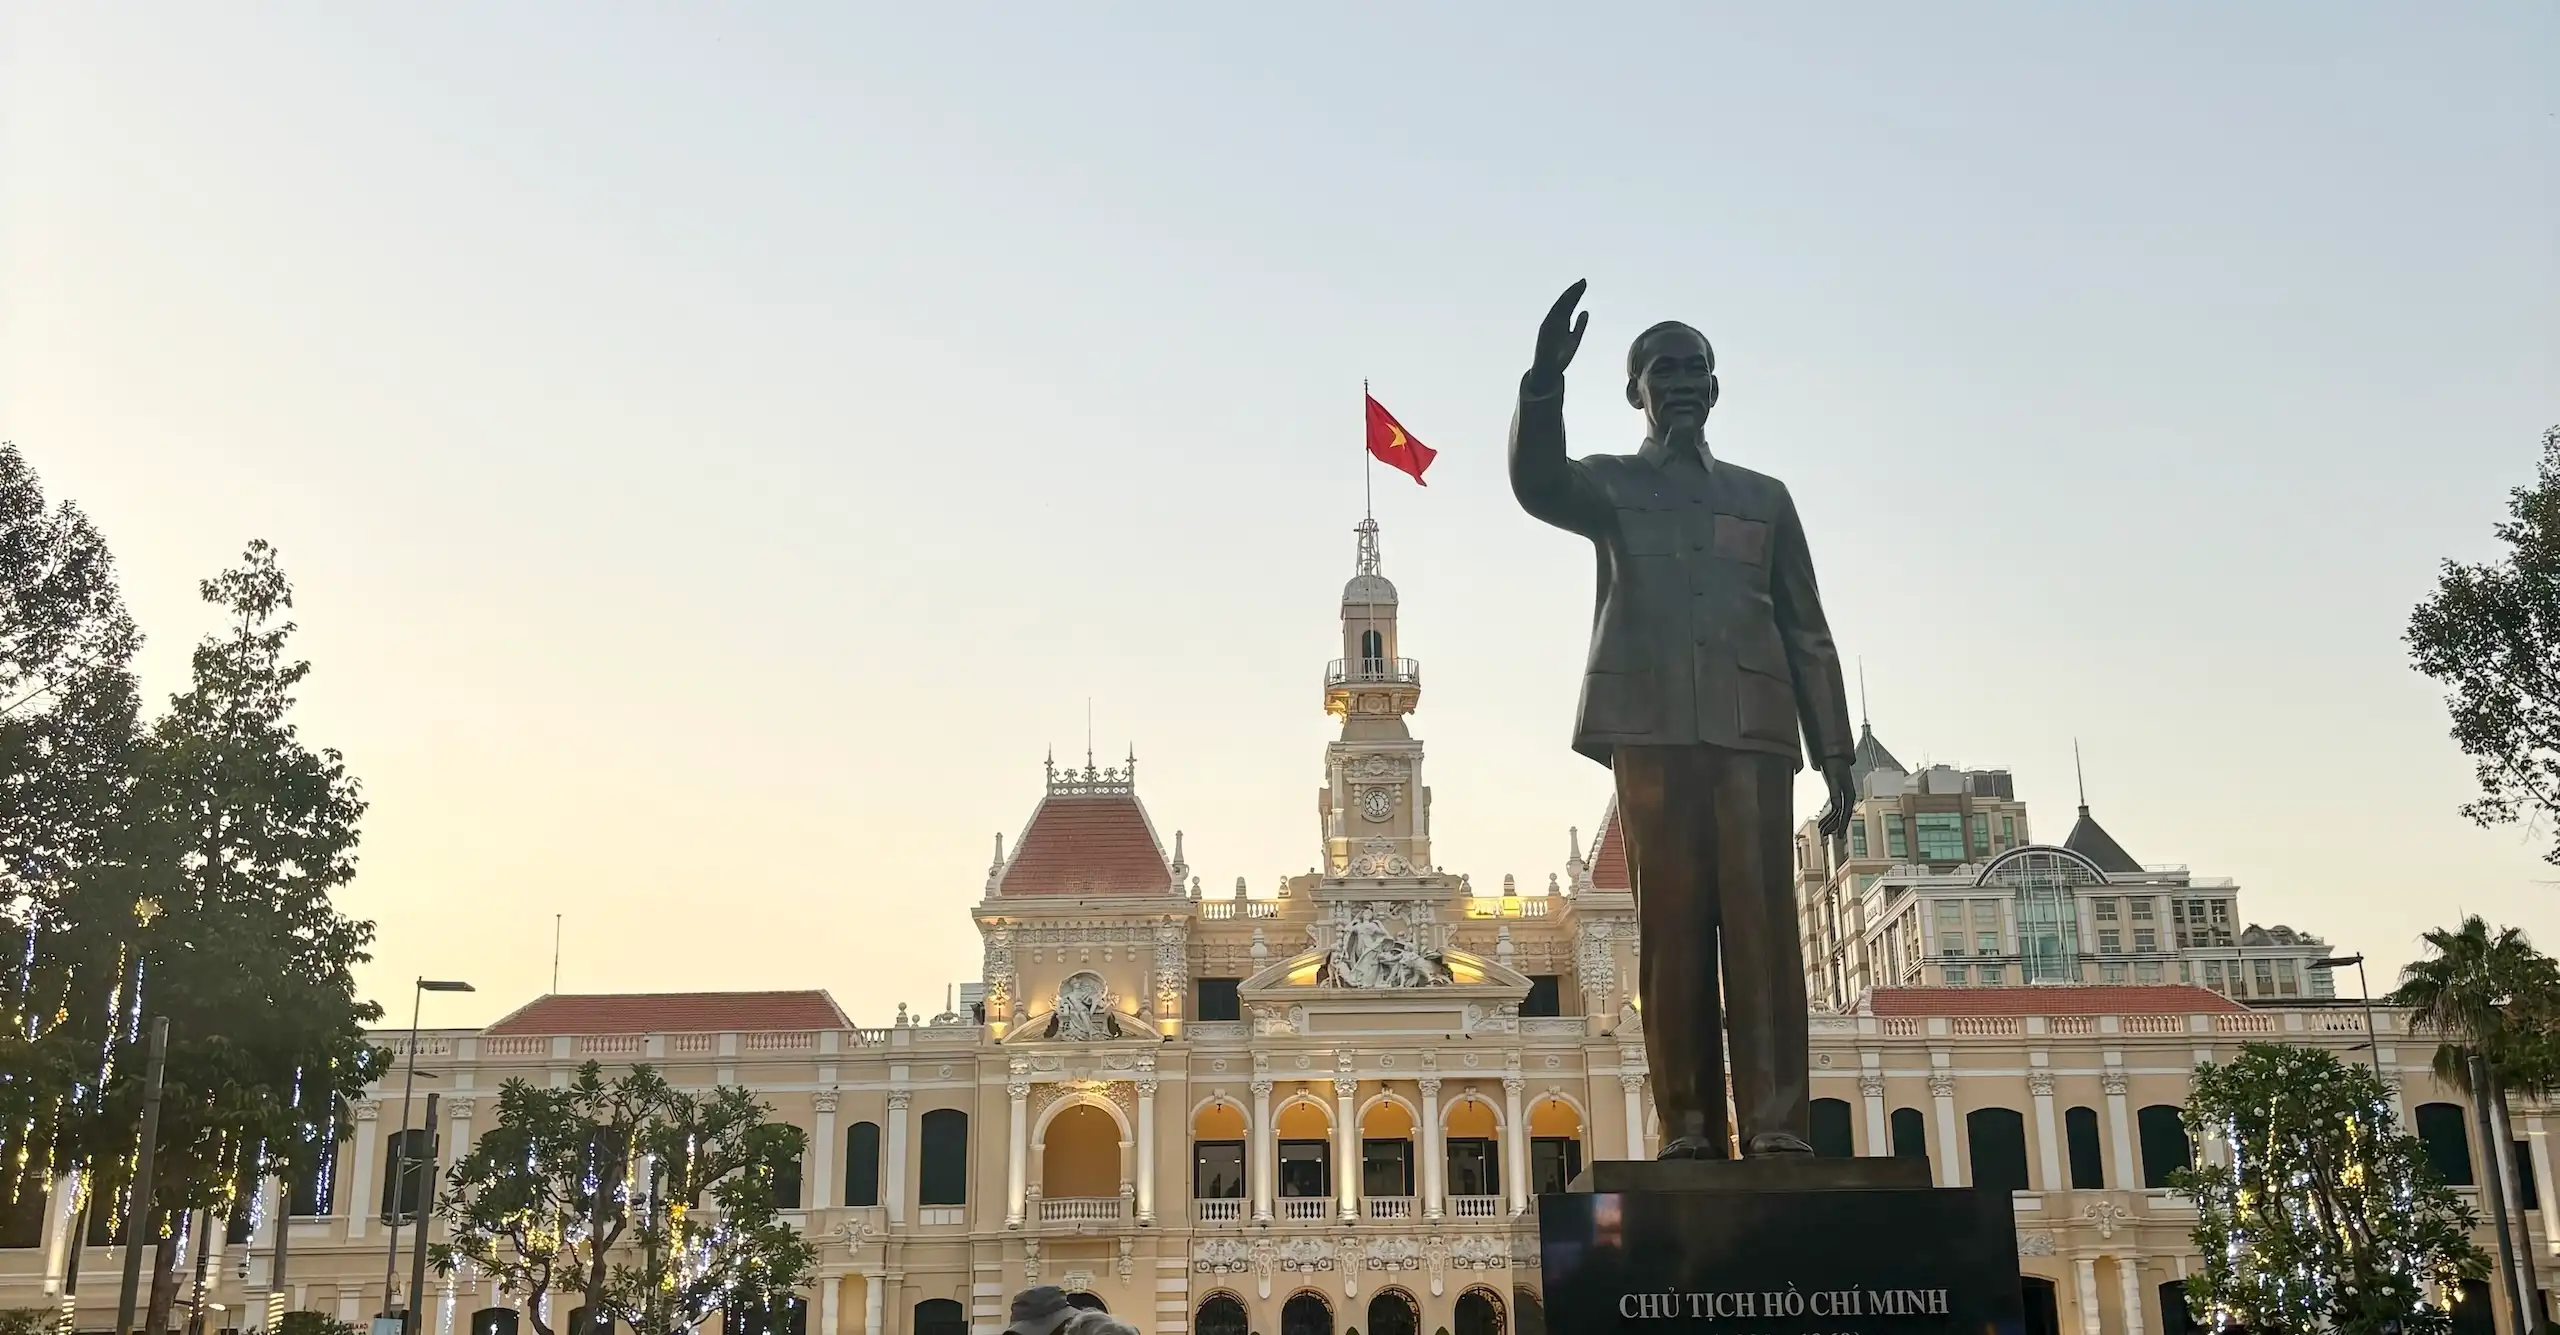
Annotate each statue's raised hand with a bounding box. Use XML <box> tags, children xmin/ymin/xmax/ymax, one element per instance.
<box><xmin>1532</xmin><ymin>279</ymin><xmax>1590</xmax><ymax>381</ymax></box>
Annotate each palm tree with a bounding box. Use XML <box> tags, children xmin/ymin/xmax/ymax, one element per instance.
<box><xmin>2393</xmin><ymin>916</ymin><xmax>2560</xmax><ymax>1331</ymax></box>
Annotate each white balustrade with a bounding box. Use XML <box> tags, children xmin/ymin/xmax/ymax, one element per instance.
<box><xmin>1037</xmin><ymin>1197</ymin><xmax>1127</xmax><ymax>1224</ymax></box>
<box><xmin>1364</xmin><ymin>1196</ymin><xmax>1416</xmax><ymax>1221</ymax></box>
<box><xmin>1279</xmin><ymin>1196</ymin><xmax>1332</xmax><ymax>1221</ymax></box>
<box><xmin>1193</xmin><ymin>1199</ymin><xmax>1244</xmax><ymax>1224</ymax></box>
<box><xmin>1448</xmin><ymin>1195</ymin><xmax>1503</xmax><ymax>1220</ymax></box>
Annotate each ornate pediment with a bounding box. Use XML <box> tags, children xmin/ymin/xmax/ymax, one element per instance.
<box><xmin>1235</xmin><ymin>946</ymin><xmax>1531</xmax><ymax>1038</ymax></box>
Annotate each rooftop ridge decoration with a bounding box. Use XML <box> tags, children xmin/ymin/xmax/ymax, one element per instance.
<box><xmin>1046</xmin><ymin>748</ymin><xmax>1136</xmax><ymax>797</ymax></box>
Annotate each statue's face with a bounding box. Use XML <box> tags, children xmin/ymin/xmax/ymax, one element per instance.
<box><xmin>1629</xmin><ymin>330</ymin><xmax>1718</xmax><ymax>433</ymax></box>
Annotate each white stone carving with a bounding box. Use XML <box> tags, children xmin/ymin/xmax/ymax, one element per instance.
<box><xmin>1426</xmin><ymin>1234</ymin><xmax>1448</xmax><ymax>1295</ymax></box>
<box><xmin>1364</xmin><ymin>1237</ymin><xmax>1421</xmax><ymax>1271</ymax></box>
<box><xmin>1347</xmin><ymin>839</ymin><xmax>1414</xmax><ymax>878</ymax></box>
<box><xmin>1928</xmin><ymin>1074</ymin><xmax>1957</xmax><ymax>1099</ymax></box>
<box><xmin>1194</xmin><ymin>1239</ymin><xmax>1253</xmax><ymax>1275</ymax></box>
<box><xmin>2102</xmin><ymin>1070</ymin><xmax>2129</xmax><ymax>1096</ymax></box>
<box><xmin>1323</xmin><ymin>904</ymin><xmax>1451</xmax><ymax>988</ymax></box>
<box><xmin>2080</xmin><ymin>1199</ymin><xmax>2133</xmax><ymax>1240</ymax></box>
<box><xmin>2018</xmin><ymin>1231</ymin><xmax>2056</xmax><ymax>1256</ymax></box>
<box><xmin>1278</xmin><ymin>1237</ymin><xmax>1335</xmax><ymax>1272</ymax></box>
<box><xmin>834</xmin><ymin>1218</ymin><xmax>875</xmax><ymax>1253</ymax></box>
<box><xmin>812</xmin><ymin>1089</ymin><xmax>840</xmax><ymax>1114</ymax></box>
<box><xmin>1858</xmin><ymin>1073</ymin><xmax>1885</xmax><ymax>1099</ymax></box>
<box><xmin>1155</xmin><ymin>921</ymin><xmax>1188</xmax><ymax>1000</ymax></box>
<box><xmin>1447</xmin><ymin>1235</ymin><xmax>1508</xmax><ymax>1270</ymax></box>
<box><xmin>2028</xmin><ymin>1071</ymin><xmax>2055</xmax><ymax>1098</ymax></box>
<box><xmin>1575</xmin><ymin>918</ymin><xmax>1618</xmax><ymax>996</ymax></box>
<box><xmin>1510</xmin><ymin>1235</ymin><xmax>1541</xmax><ymax>1270</ymax></box>
<box><xmin>1050</xmin><ymin>971</ymin><xmax>1139</xmax><ymax>1041</ymax></box>
<box><xmin>352</xmin><ymin>1098</ymin><xmax>381</xmax><ymax>1122</ymax></box>
<box><xmin>1023</xmin><ymin>1238</ymin><xmax>1041</xmax><ymax>1284</ymax></box>
<box><xmin>982</xmin><ymin>926</ymin><xmax>1016</xmax><ymax>1019</ymax></box>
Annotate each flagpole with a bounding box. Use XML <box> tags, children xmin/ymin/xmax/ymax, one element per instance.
<box><xmin>1361</xmin><ymin>379</ymin><xmax>1374</xmax><ymax>521</ymax></box>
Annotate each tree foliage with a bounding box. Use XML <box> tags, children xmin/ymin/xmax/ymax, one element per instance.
<box><xmin>2391</xmin><ymin>915</ymin><xmax>2560</xmax><ymax>1096</ymax></box>
<box><xmin>2178</xmin><ymin>1043</ymin><xmax>2486</xmax><ymax>1335</ymax></box>
<box><xmin>436</xmin><ymin>1062</ymin><xmax>815</xmax><ymax>1335</ymax></box>
<box><xmin>2408</xmin><ymin>424</ymin><xmax>2560</xmax><ymax>865</ymax></box>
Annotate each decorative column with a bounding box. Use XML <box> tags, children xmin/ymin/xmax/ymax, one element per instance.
<box><xmin>2528</xmin><ymin>1115</ymin><xmax>2556</xmax><ymax>1257</ymax></box>
<box><xmin>882</xmin><ymin>1090</ymin><xmax>912</xmax><ymax>1225</ymax></box>
<box><xmin>821</xmin><ymin>1275</ymin><xmax>840</xmax><ymax>1335</ymax></box>
<box><xmin>1135</xmin><ymin>1071</ymin><xmax>1159</xmax><ymax>1225</ymax></box>
<box><xmin>1419</xmin><ymin>1077</ymin><xmax>1445</xmax><ymax>1219</ymax></box>
<box><xmin>346</xmin><ymin>1098</ymin><xmax>382</xmax><ymax>1240</ymax></box>
<box><xmin>863</xmin><ymin>1270</ymin><xmax>886</xmax><ymax>1335</ymax></box>
<box><xmin>1502</xmin><ymin>1073</ymin><xmax>1529</xmax><ymax>1214</ymax></box>
<box><xmin>2116</xmin><ymin>1258</ymin><xmax>2149</xmax><ymax>1335</ymax></box>
<box><xmin>1334</xmin><ymin>1069</ymin><xmax>1360</xmax><ymax>1221</ymax></box>
<box><xmin>2029</xmin><ymin>1071</ymin><xmax>2061</xmax><ymax>1191</ymax></box>
<box><xmin>1621</xmin><ymin>1073</ymin><xmax>1649</xmax><ymax>1160</ymax></box>
<box><xmin>1859</xmin><ymin>1073</ymin><xmax>1888</xmax><ymax>1156</ymax></box>
<box><xmin>1005</xmin><ymin>1080</ymin><xmax>1031</xmax><ymax>1228</ymax></box>
<box><xmin>1250</xmin><ymin>1078</ymin><xmax>1275</xmax><ymax>1223</ymax></box>
<box><xmin>812</xmin><ymin>1090</ymin><xmax>840</xmax><ymax>1211</ymax></box>
<box><xmin>2073</xmin><ymin>1259</ymin><xmax>2102</xmax><ymax>1335</ymax></box>
<box><xmin>444</xmin><ymin>1097</ymin><xmax>477</xmax><ymax>1173</ymax></box>
<box><xmin>2102</xmin><ymin>1070</ymin><xmax>2138</xmax><ymax>1191</ymax></box>
<box><xmin>1928</xmin><ymin>1075</ymin><xmax>1960</xmax><ymax>1188</ymax></box>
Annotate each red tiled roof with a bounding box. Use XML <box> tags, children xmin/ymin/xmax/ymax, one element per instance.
<box><xmin>998</xmin><ymin>793</ymin><xmax>1173</xmax><ymax>896</ymax></box>
<box><xmin>1869</xmin><ymin>984</ymin><xmax>2247</xmax><ymax>1017</ymax></box>
<box><xmin>483</xmin><ymin>991</ymin><xmax>849</xmax><ymax>1036</ymax></box>
<box><xmin>1588</xmin><ymin>801</ymin><xmax>1630</xmax><ymax>891</ymax></box>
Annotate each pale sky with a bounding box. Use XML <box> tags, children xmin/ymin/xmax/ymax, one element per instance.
<box><xmin>4</xmin><ymin>4</ymin><xmax>2554</xmax><ymax>1028</ymax></box>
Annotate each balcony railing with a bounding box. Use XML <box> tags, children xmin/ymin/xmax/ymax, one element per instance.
<box><xmin>1200</xmin><ymin>900</ymin><xmax>1279</xmax><ymax>920</ymax></box>
<box><xmin>1325</xmin><ymin>658</ymin><xmax>1420</xmax><ymax>688</ymax></box>
<box><xmin>1278</xmin><ymin>1196</ymin><xmax>1333</xmax><ymax>1221</ymax></box>
<box><xmin>1364</xmin><ymin>1196</ymin><xmax>1416</xmax><ymax>1221</ymax></box>
<box><xmin>1194</xmin><ymin>1198</ymin><xmax>1245</xmax><ymax>1224</ymax></box>
<box><xmin>1448</xmin><ymin>1195</ymin><xmax>1503</xmax><ymax>1220</ymax></box>
<box><xmin>1037</xmin><ymin>1197</ymin><xmax>1126</xmax><ymax>1224</ymax></box>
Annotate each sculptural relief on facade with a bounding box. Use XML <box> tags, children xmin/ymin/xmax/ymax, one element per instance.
<box><xmin>1046</xmin><ymin>971</ymin><xmax>1143</xmax><ymax>1041</ymax></box>
<box><xmin>1317</xmin><ymin>903</ymin><xmax>1452</xmax><ymax>988</ymax></box>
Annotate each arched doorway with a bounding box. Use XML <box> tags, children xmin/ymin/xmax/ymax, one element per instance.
<box><xmin>1283</xmin><ymin>1290</ymin><xmax>1334</xmax><ymax>1335</ymax></box>
<box><xmin>1367</xmin><ymin>1289</ymin><xmax>1419</xmax><ymax>1335</ymax></box>
<box><xmin>1361</xmin><ymin>1099</ymin><xmax>1417</xmax><ymax>1206</ymax></box>
<box><xmin>1195</xmin><ymin>1099</ymin><xmax>1248</xmax><ymax>1210</ymax></box>
<box><xmin>1065</xmin><ymin>1293</ymin><xmax>1108</xmax><ymax>1313</ymax></box>
<box><xmin>1277</xmin><ymin>1101</ymin><xmax>1335</xmax><ymax>1205</ymax></box>
<box><xmin>1042</xmin><ymin>1102</ymin><xmax>1124</xmax><ymax>1202</ymax></box>
<box><xmin>1527</xmin><ymin>1098</ymin><xmax>1584</xmax><ymax>1196</ymax></box>
<box><xmin>2021</xmin><ymin>1278</ymin><xmax>2060</xmax><ymax>1335</ymax></box>
<box><xmin>914</xmin><ymin>1299</ymin><xmax>968</xmax><ymax>1335</ymax></box>
<box><xmin>2451</xmin><ymin>1279</ymin><xmax>2494</xmax><ymax>1335</ymax></box>
<box><xmin>1196</xmin><ymin>1293</ymin><xmax>1249</xmax><ymax>1335</ymax></box>
<box><xmin>1512</xmin><ymin>1287</ymin><xmax>1546</xmax><ymax>1335</ymax></box>
<box><xmin>470</xmin><ymin>1310</ymin><xmax>519</xmax><ymax>1335</ymax></box>
<box><xmin>1456</xmin><ymin>1287</ymin><xmax>1506</xmax><ymax>1335</ymax></box>
<box><xmin>2159</xmin><ymin>1280</ymin><xmax>2202</xmax><ymax>1335</ymax></box>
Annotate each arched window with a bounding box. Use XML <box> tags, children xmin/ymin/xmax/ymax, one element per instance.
<box><xmin>1367</xmin><ymin>1289</ymin><xmax>1419</xmax><ymax>1335</ymax></box>
<box><xmin>288</xmin><ymin>1141</ymin><xmax>337</xmax><ymax>1217</ymax></box>
<box><xmin>914</xmin><ymin>1299</ymin><xmax>967</xmax><ymax>1335</ymax></box>
<box><xmin>919</xmin><ymin>1109</ymin><xmax>969</xmax><ymax>1205</ymax></box>
<box><xmin>2159</xmin><ymin>1280</ymin><xmax>2201</xmax><ymax>1335</ymax></box>
<box><xmin>2137</xmin><ymin>1105</ymin><xmax>2192</xmax><ymax>1189</ymax></box>
<box><xmin>1283</xmin><ymin>1291</ymin><xmax>1334</xmax><ymax>1335</ymax></box>
<box><xmin>1359</xmin><ymin>630</ymin><xmax>1385</xmax><ymax>673</ymax></box>
<box><xmin>771</xmin><ymin>1150</ymin><xmax>803</xmax><ymax>1210</ymax></box>
<box><xmin>1966</xmin><ymin>1107</ymin><xmax>2030</xmax><ymax>1194</ymax></box>
<box><xmin>380</xmin><ymin>1128</ymin><xmax>433</xmax><ymax>1222</ymax></box>
<box><xmin>2415</xmin><ymin>1103</ymin><xmax>2475</xmax><ymax>1187</ymax></box>
<box><xmin>1526</xmin><ymin>1099</ymin><xmax>1582</xmax><ymax>1196</ymax></box>
<box><xmin>1196</xmin><ymin>1101</ymin><xmax>1247</xmax><ymax>1201</ymax></box>
<box><xmin>1809</xmin><ymin>1099</ymin><xmax>1855</xmax><ymax>1158</ymax></box>
<box><xmin>1513</xmin><ymin>1286</ymin><xmax>1547</xmax><ymax>1335</ymax></box>
<box><xmin>565</xmin><ymin>1308</ymin><xmax>613</xmax><ymax>1335</ymax></box>
<box><xmin>2451</xmin><ymin>1279</ymin><xmax>2494</xmax><ymax>1335</ymax></box>
<box><xmin>1064</xmin><ymin>1294</ymin><xmax>1108</xmax><ymax>1313</ymax></box>
<box><xmin>470</xmin><ymin>1309</ymin><xmax>519</xmax><ymax>1335</ymax></box>
<box><xmin>1890</xmin><ymin>1107</ymin><xmax>1928</xmax><ymax>1162</ymax></box>
<box><xmin>2064</xmin><ymin>1106</ymin><xmax>2104</xmax><ymax>1190</ymax></box>
<box><xmin>1041</xmin><ymin>1103</ymin><xmax>1121</xmax><ymax>1200</ymax></box>
<box><xmin>1195</xmin><ymin>1294</ymin><xmax>1248</xmax><ymax>1335</ymax></box>
<box><xmin>2021</xmin><ymin>1278</ymin><xmax>2060</xmax><ymax>1335</ymax></box>
<box><xmin>1455</xmin><ymin>1288</ymin><xmax>1506</xmax><ymax>1335</ymax></box>
<box><xmin>844</xmin><ymin>1122</ymin><xmax>881</xmax><ymax>1207</ymax></box>
<box><xmin>1280</xmin><ymin>1100</ymin><xmax>1337</xmax><ymax>1200</ymax></box>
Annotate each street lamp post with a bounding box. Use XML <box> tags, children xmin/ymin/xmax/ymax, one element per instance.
<box><xmin>382</xmin><ymin>979</ymin><xmax>472</xmax><ymax>1334</ymax></box>
<box><xmin>2305</xmin><ymin>954</ymin><xmax>2384</xmax><ymax>1081</ymax></box>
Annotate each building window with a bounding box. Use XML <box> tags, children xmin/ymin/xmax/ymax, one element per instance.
<box><xmin>1363</xmin><ymin>1138</ymin><xmax>1415</xmax><ymax>1198</ymax></box>
<box><xmin>1522</xmin><ymin>976</ymin><xmax>1563</xmax><ymax>1018</ymax></box>
<box><xmin>2274</xmin><ymin>960</ymin><xmax>2299</xmax><ymax>995</ymax></box>
<box><xmin>2202</xmin><ymin>960</ymin><xmax>2226</xmax><ymax>993</ymax></box>
<box><xmin>380</xmin><ymin>1128</ymin><xmax>433</xmax><ymax>1223</ymax></box>
<box><xmin>1916</xmin><ymin>813</ymin><xmax>1965</xmax><ymax>862</ymax></box>
<box><xmin>2138</xmin><ymin>1105</ymin><xmax>2192</xmax><ymax>1188</ymax></box>
<box><xmin>1966</xmin><ymin>1108</ymin><xmax>2031</xmax><ymax>1194</ymax></box>
<box><xmin>2252</xmin><ymin>960</ymin><xmax>2276</xmax><ymax>995</ymax></box>
<box><xmin>471</xmin><ymin>1311</ymin><xmax>519</xmax><ymax>1335</ymax></box>
<box><xmin>913</xmin><ymin>1300</ymin><xmax>966</xmax><ymax>1335</ymax></box>
<box><xmin>844</xmin><ymin>1122</ymin><xmax>881</xmax><ymax>1207</ymax></box>
<box><xmin>2001</xmin><ymin>815</ymin><xmax>2017</xmax><ymax>846</ymax></box>
<box><xmin>2095</xmin><ymin>899</ymin><xmax>2119</xmax><ymax>923</ymax></box>
<box><xmin>1942</xmin><ymin>965</ymin><xmax>1968</xmax><ymax>986</ymax></box>
<box><xmin>1976</xmin><ymin>932</ymin><xmax>2000</xmax><ymax>957</ymax></box>
<box><xmin>1196</xmin><ymin>978</ymin><xmax>1242</xmax><ymax>1022</ymax></box>
<box><xmin>918</xmin><ymin>1109</ymin><xmax>969</xmax><ymax>1205</ymax></box>
<box><xmin>2101</xmin><ymin>963</ymin><xmax>2127</xmax><ymax>984</ymax></box>
<box><xmin>771</xmin><ymin>1151</ymin><xmax>803</xmax><ymax>1210</ymax></box>
<box><xmin>1970</xmin><ymin>813</ymin><xmax>1990</xmax><ymax>856</ymax></box>
<box><xmin>2130</xmin><ymin>899</ymin><xmax>2154</xmax><ymax>922</ymax></box>
<box><xmin>1195</xmin><ymin>1140</ymin><xmax>1245</xmax><ymax>1199</ymax></box>
<box><xmin>1809</xmin><ymin>1099</ymin><xmax>1855</xmax><ymax>1158</ymax></box>
<box><xmin>1890</xmin><ymin>1107</ymin><xmax>1929</xmax><ymax>1162</ymax></box>
<box><xmin>2065</xmin><ymin>1107</ymin><xmax>2105</xmax><ymax>1189</ymax></box>
<box><xmin>1887</xmin><ymin>817</ymin><xmax>1909</xmax><ymax>859</ymax></box>
<box><xmin>1529</xmin><ymin>1138</ymin><xmax>1584</xmax><ymax>1195</ymax></box>
<box><xmin>2414</xmin><ymin>1104</ymin><xmax>2475</xmax><ymax>1186</ymax></box>
<box><xmin>1979</xmin><ymin>965</ymin><xmax>2006</xmax><ymax>985</ymax></box>
<box><xmin>2133</xmin><ymin>928</ymin><xmax>2157</xmax><ymax>953</ymax></box>
<box><xmin>2097</xmin><ymin>929</ymin><xmax>2121</xmax><ymax>954</ymax></box>
<box><xmin>2133</xmin><ymin>961</ymin><xmax>2163</xmax><ymax>984</ymax></box>
<box><xmin>2516</xmin><ymin>1141</ymin><xmax>2540</xmax><ymax>1211</ymax></box>
<box><xmin>1196</xmin><ymin>1296</ymin><xmax>1248</xmax><ymax>1335</ymax></box>
<box><xmin>1851</xmin><ymin>821</ymin><xmax>1869</xmax><ymax>858</ymax></box>
<box><xmin>1444</xmin><ymin>1138</ymin><xmax>1498</xmax><ymax>1197</ymax></box>
<box><xmin>1279</xmin><ymin>1140</ymin><xmax>1332</xmax><ymax>1198</ymax></box>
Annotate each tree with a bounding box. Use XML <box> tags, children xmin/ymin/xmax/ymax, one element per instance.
<box><xmin>2408</xmin><ymin>424</ymin><xmax>2560</xmax><ymax>866</ymax></box>
<box><xmin>436</xmin><ymin>1063</ymin><xmax>815</xmax><ymax>1335</ymax></box>
<box><xmin>2178</xmin><ymin>1043</ymin><xmax>2486</xmax><ymax>1335</ymax></box>
<box><xmin>118</xmin><ymin>541</ymin><xmax>384</xmax><ymax>1330</ymax></box>
<box><xmin>2392</xmin><ymin>915</ymin><xmax>2560</xmax><ymax>1325</ymax></box>
<box><xmin>0</xmin><ymin>440</ymin><xmax>146</xmax><ymax>1241</ymax></box>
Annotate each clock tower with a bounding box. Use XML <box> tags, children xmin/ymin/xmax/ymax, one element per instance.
<box><xmin>1320</xmin><ymin>518</ymin><xmax>1431</xmax><ymax>877</ymax></box>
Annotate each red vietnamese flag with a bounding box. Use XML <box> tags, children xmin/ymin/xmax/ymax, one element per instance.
<box><xmin>1365</xmin><ymin>392</ymin><xmax>1437</xmax><ymax>485</ymax></box>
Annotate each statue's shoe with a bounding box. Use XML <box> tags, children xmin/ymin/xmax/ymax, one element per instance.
<box><xmin>1743</xmin><ymin>1132</ymin><xmax>1815</xmax><ymax>1157</ymax></box>
<box><xmin>1655</xmin><ymin>1137</ymin><xmax>1725</xmax><ymax>1160</ymax></box>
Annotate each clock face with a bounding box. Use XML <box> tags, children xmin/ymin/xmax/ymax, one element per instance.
<box><xmin>1359</xmin><ymin>787</ymin><xmax>1395</xmax><ymax>822</ymax></box>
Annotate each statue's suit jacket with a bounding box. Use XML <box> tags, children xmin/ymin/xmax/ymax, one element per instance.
<box><xmin>1509</xmin><ymin>371</ymin><xmax>1857</xmax><ymax>773</ymax></box>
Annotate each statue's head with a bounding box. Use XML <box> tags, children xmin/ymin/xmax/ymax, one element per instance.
<box><xmin>1624</xmin><ymin>321</ymin><xmax>1719</xmax><ymax>434</ymax></box>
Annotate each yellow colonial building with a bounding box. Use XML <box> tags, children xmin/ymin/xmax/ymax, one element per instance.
<box><xmin>7</xmin><ymin>523</ymin><xmax>2552</xmax><ymax>1335</ymax></box>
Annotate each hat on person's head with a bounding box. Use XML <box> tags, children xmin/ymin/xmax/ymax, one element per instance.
<box><xmin>1006</xmin><ymin>1287</ymin><xmax>1076</xmax><ymax>1335</ymax></box>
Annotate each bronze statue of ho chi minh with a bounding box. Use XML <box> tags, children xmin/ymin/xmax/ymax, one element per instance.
<box><xmin>1509</xmin><ymin>280</ymin><xmax>1858</xmax><ymax>1160</ymax></box>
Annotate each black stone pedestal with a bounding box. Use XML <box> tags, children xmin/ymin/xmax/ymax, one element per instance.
<box><xmin>1538</xmin><ymin>1159</ymin><xmax>2023</xmax><ymax>1335</ymax></box>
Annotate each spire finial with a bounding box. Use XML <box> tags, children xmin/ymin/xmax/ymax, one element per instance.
<box><xmin>1085</xmin><ymin>698</ymin><xmax>1095</xmax><ymax>771</ymax></box>
<box><xmin>2074</xmin><ymin>737</ymin><xmax>2089</xmax><ymax>813</ymax></box>
<box><xmin>1858</xmin><ymin>657</ymin><xmax>1871</xmax><ymax>734</ymax></box>
<box><xmin>1354</xmin><ymin>517</ymin><xmax>1382</xmax><ymax>578</ymax></box>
